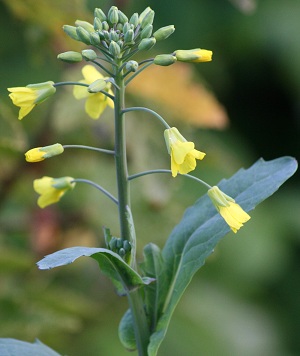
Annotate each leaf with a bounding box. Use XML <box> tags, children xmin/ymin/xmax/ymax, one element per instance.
<box><xmin>0</xmin><ymin>338</ymin><xmax>61</xmax><ymax>356</ymax></box>
<box><xmin>148</xmin><ymin>156</ymin><xmax>298</xmax><ymax>355</ymax></box>
<box><xmin>37</xmin><ymin>246</ymin><xmax>153</xmax><ymax>296</ymax></box>
<box><xmin>139</xmin><ymin>243</ymin><xmax>167</xmax><ymax>332</ymax></box>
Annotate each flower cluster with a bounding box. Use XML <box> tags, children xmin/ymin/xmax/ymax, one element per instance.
<box><xmin>7</xmin><ymin>5</ymin><xmax>249</xmax><ymax>233</ymax></box>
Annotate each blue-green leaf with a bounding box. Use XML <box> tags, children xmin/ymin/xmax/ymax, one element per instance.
<box><xmin>148</xmin><ymin>156</ymin><xmax>297</xmax><ymax>355</ymax></box>
<box><xmin>0</xmin><ymin>339</ymin><xmax>61</xmax><ymax>356</ymax></box>
<box><xmin>37</xmin><ymin>246</ymin><xmax>153</xmax><ymax>295</ymax></box>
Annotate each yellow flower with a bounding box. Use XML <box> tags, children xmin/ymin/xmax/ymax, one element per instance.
<box><xmin>207</xmin><ymin>186</ymin><xmax>251</xmax><ymax>233</ymax></box>
<box><xmin>8</xmin><ymin>81</ymin><xmax>56</xmax><ymax>120</ymax></box>
<box><xmin>73</xmin><ymin>65</ymin><xmax>114</xmax><ymax>119</ymax></box>
<box><xmin>164</xmin><ymin>127</ymin><xmax>206</xmax><ymax>177</ymax></box>
<box><xmin>33</xmin><ymin>176</ymin><xmax>75</xmax><ymax>208</ymax></box>
<box><xmin>175</xmin><ymin>49</ymin><xmax>213</xmax><ymax>63</ymax></box>
<box><xmin>25</xmin><ymin>143</ymin><xmax>64</xmax><ymax>162</ymax></box>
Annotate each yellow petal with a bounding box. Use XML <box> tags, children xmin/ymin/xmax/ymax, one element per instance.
<box><xmin>172</xmin><ymin>141</ymin><xmax>195</xmax><ymax>164</ymax></box>
<box><xmin>85</xmin><ymin>93</ymin><xmax>107</xmax><ymax>119</ymax></box>
<box><xmin>219</xmin><ymin>202</ymin><xmax>251</xmax><ymax>233</ymax></box>
<box><xmin>171</xmin><ymin>155</ymin><xmax>180</xmax><ymax>177</ymax></box>
<box><xmin>73</xmin><ymin>80</ymin><xmax>89</xmax><ymax>99</ymax></box>
<box><xmin>18</xmin><ymin>104</ymin><xmax>36</xmax><ymax>120</ymax></box>
<box><xmin>81</xmin><ymin>65</ymin><xmax>104</xmax><ymax>83</ymax></box>
<box><xmin>178</xmin><ymin>153</ymin><xmax>197</xmax><ymax>174</ymax></box>
<box><xmin>190</xmin><ymin>149</ymin><xmax>206</xmax><ymax>160</ymax></box>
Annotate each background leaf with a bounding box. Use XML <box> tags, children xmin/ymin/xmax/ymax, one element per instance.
<box><xmin>37</xmin><ymin>246</ymin><xmax>153</xmax><ymax>295</ymax></box>
<box><xmin>0</xmin><ymin>338</ymin><xmax>61</xmax><ymax>356</ymax></box>
<box><xmin>148</xmin><ymin>156</ymin><xmax>298</xmax><ymax>355</ymax></box>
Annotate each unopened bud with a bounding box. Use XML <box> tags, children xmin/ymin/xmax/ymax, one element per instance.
<box><xmin>109</xmin><ymin>41</ymin><xmax>121</xmax><ymax>57</ymax></box>
<box><xmin>175</xmin><ymin>48</ymin><xmax>213</xmax><ymax>63</ymax></box>
<box><xmin>90</xmin><ymin>32</ymin><xmax>101</xmax><ymax>46</ymax></box>
<box><xmin>94</xmin><ymin>17</ymin><xmax>103</xmax><ymax>31</ymax></box>
<box><xmin>57</xmin><ymin>51</ymin><xmax>82</xmax><ymax>63</ymax></box>
<box><xmin>25</xmin><ymin>143</ymin><xmax>64</xmax><ymax>162</ymax></box>
<box><xmin>82</xmin><ymin>49</ymin><xmax>97</xmax><ymax>61</ymax></box>
<box><xmin>129</xmin><ymin>13</ymin><xmax>139</xmax><ymax>27</ymax></box>
<box><xmin>118</xmin><ymin>10</ymin><xmax>128</xmax><ymax>24</ymax></box>
<box><xmin>140</xmin><ymin>9</ymin><xmax>155</xmax><ymax>29</ymax></box>
<box><xmin>153</xmin><ymin>25</ymin><xmax>175</xmax><ymax>41</ymax></box>
<box><xmin>94</xmin><ymin>8</ymin><xmax>107</xmax><ymax>22</ymax></box>
<box><xmin>124</xmin><ymin>29</ymin><xmax>134</xmax><ymax>44</ymax></box>
<box><xmin>88</xmin><ymin>79</ymin><xmax>107</xmax><ymax>93</ymax></box>
<box><xmin>139</xmin><ymin>7</ymin><xmax>152</xmax><ymax>24</ymax></box>
<box><xmin>140</xmin><ymin>24</ymin><xmax>153</xmax><ymax>39</ymax></box>
<box><xmin>63</xmin><ymin>25</ymin><xmax>80</xmax><ymax>41</ymax></box>
<box><xmin>154</xmin><ymin>54</ymin><xmax>177</xmax><ymax>66</ymax></box>
<box><xmin>110</xmin><ymin>30</ymin><xmax>119</xmax><ymax>42</ymax></box>
<box><xmin>76</xmin><ymin>26</ymin><xmax>91</xmax><ymax>45</ymax></box>
<box><xmin>102</xmin><ymin>21</ymin><xmax>109</xmax><ymax>31</ymax></box>
<box><xmin>125</xmin><ymin>60</ymin><xmax>139</xmax><ymax>72</ymax></box>
<box><xmin>138</xmin><ymin>37</ymin><xmax>156</xmax><ymax>51</ymax></box>
<box><xmin>75</xmin><ymin>20</ymin><xmax>94</xmax><ymax>33</ymax></box>
<box><xmin>108</xmin><ymin>6</ymin><xmax>119</xmax><ymax>25</ymax></box>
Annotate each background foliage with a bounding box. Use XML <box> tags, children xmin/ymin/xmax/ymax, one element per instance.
<box><xmin>0</xmin><ymin>0</ymin><xmax>299</xmax><ymax>355</ymax></box>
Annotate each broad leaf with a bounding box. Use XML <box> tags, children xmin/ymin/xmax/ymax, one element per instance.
<box><xmin>148</xmin><ymin>156</ymin><xmax>298</xmax><ymax>355</ymax></box>
<box><xmin>0</xmin><ymin>339</ymin><xmax>61</xmax><ymax>356</ymax></box>
<box><xmin>37</xmin><ymin>246</ymin><xmax>153</xmax><ymax>295</ymax></box>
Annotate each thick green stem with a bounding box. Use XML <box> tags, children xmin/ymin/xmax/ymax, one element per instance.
<box><xmin>114</xmin><ymin>64</ymin><xmax>150</xmax><ymax>355</ymax></box>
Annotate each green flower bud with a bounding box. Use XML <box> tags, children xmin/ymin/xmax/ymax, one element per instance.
<box><xmin>76</xmin><ymin>26</ymin><xmax>91</xmax><ymax>45</ymax></box>
<box><xmin>138</xmin><ymin>37</ymin><xmax>156</xmax><ymax>51</ymax></box>
<box><xmin>140</xmin><ymin>9</ymin><xmax>155</xmax><ymax>29</ymax></box>
<box><xmin>118</xmin><ymin>10</ymin><xmax>128</xmax><ymax>24</ymax></box>
<box><xmin>75</xmin><ymin>20</ymin><xmax>94</xmax><ymax>33</ymax></box>
<box><xmin>94</xmin><ymin>8</ymin><xmax>107</xmax><ymax>22</ymax></box>
<box><xmin>108</xmin><ymin>6</ymin><xmax>119</xmax><ymax>25</ymax></box>
<box><xmin>102</xmin><ymin>21</ymin><xmax>109</xmax><ymax>31</ymax></box>
<box><xmin>82</xmin><ymin>49</ymin><xmax>97</xmax><ymax>61</ymax></box>
<box><xmin>140</xmin><ymin>24</ymin><xmax>153</xmax><ymax>39</ymax></box>
<box><xmin>109</xmin><ymin>237</ymin><xmax>118</xmax><ymax>251</ymax></box>
<box><xmin>57</xmin><ymin>51</ymin><xmax>82</xmax><ymax>63</ymax></box>
<box><xmin>90</xmin><ymin>32</ymin><xmax>101</xmax><ymax>46</ymax></box>
<box><xmin>123</xmin><ymin>22</ymin><xmax>131</xmax><ymax>34</ymax></box>
<box><xmin>175</xmin><ymin>48</ymin><xmax>213</xmax><ymax>63</ymax></box>
<box><xmin>129</xmin><ymin>13</ymin><xmax>139</xmax><ymax>28</ymax></box>
<box><xmin>154</xmin><ymin>54</ymin><xmax>177</xmax><ymax>66</ymax></box>
<box><xmin>116</xmin><ymin>238</ymin><xmax>123</xmax><ymax>249</ymax></box>
<box><xmin>116</xmin><ymin>23</ymin><xmax>123</xmax><ymax>32</ymax></box>
<box><xmin>63</xmin><ymin>25</ymin><xmax>80</xmax><ymax>41</ymax></box>
<box><xmin>139</xmin><ymin>7</ymin><xmax>152</xmax><ymax>24</ymax></box>
<box><xmin>117</xmin><ymin>40</ymin><xmax>124</xmax><ymax>48</ymax></box>
<box><xmin>123</xmin><ymin>240</ymin><xmax>132</xmax><ymax>252</ymax></box>
<box><xmin>88</xmin><ymin>78</ymin><xmax>107</xmax><ymax>93</ymax></box>
<box><xmin>125</xmin><ymin>60</ymin><xmax>139</xmax><ymax>72</ymax></box>
<box><xmin>124</xmin><ymin>29</ymin><xmax>134</xmax><ymax>44</ymax></box>
<box><xmin>25</xmin><ymin>143</ymin><xmax>64</xmax><ymax>162</ymax></box>
<box><xmin>119</xmin><ymin>248</ymin><xmax>126</xmax><ymax>257</ymax></box>
<box><xmin>94</xmin><ymin>17</ymin><xmax>102</xmax><ymax>31</ymax></box>
<box><xmin>109</xmin><ymin>41</ymin><xmax>121</xmax><ymax>57</ymax></box>
<box><xmin>110</xmin><ymin>30</ymin><xmax>119</xmax><ymax>42</ymax></box>
<box><xmin>153</xmin><ymin>25</ymin><xmax>175</xmax><ymax>41</ymax></box>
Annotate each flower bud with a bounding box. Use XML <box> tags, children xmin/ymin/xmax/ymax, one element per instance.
<box><xmin>139</xmin><ymin>7</ymin><xmax>152</xmax><ymax>24</ymax></box>
<box><xmin>140</xmin><ymin>9</ymin><xmax>155</xmax><ymax>29</ymax></box>
<box><xmin>94</xmin><ymin>8</ymin><xmax>107</xmax><ymax>22</ymax></box>
<box><xmin>110</xmin><ymin>30</ymin><xmax>120</xmax><ymax>42</ymax></box>
<box><xmin>75</xmin><ymin>20</ymin><xmax>94</xmax><ymax>33</ymax></box>
<box><xmin>124</xmin><ymin>29</ymin><xmax>134</xmax><ymax>44</ymax></box>
<box><xmin>76</xmin><ymin>26</ymin><xmax>91</xmax><ymax>45</ymax></box>
<box><xmin>129</xmin><ymin>13</ymin><xmax>139</xmax><ymax>27</ymax></box>
<box><xmin>154</xmin><ymin>54</ymin><xmax>177</xmax><ymax>66</ymax></box>
<box><xmin>109</xmin><ymin>41</ymin><xmax>121</xmax><ymax>57</ymax></box>
<box><xmin>175</xmin><ymin>48</ymin><xmax>213</xmax><ymax>63</ymax></box>
<box><xmin>90</xmin><ymin>32</ymin><xmax>101</xmax><ymax>46</ymax></box>
<box><xmin>102</xmin><ymin>21</ymin><xmax>109</xmax><ymax>31</ymax></box>
<box><xmin>94</xmin><ymin>17</ymin><xmax>103</xmax><ymax>31</ymax></box>
<box><xmin>88</xmin><ymin>78</ymin><xmax>107</xmax><ymax>93</ymax></box>
<box><xmin>82</xmin><ymin>49</ymin><xmax>97</xmax><ymax>61</ymax></box>
<box><xmin>57</xmin><ymin>51</ymin><xmax>82</xmax><ymax>63</ymax></box>
<box><xmin>123</xmin><ymin>22</ymin><xmax>131</xmax><ymax>34</ymax></box>
<box><xmin>63</xmin><ymin>25</ymin><xmax>80</xmax><ymax>41</ymax></box>
<box><xmin>25</xmin><ymin>143</ymin><xmax>64</xmax><ymax>162</ymax></box>
<box><xmin>116</xmin><ymin>23</ymin><xmax>123</xmax><ymax>32</ymax></box>
<box><xmin>140</xmin><ymin>24</ymin><xmax>153</xmax><ymax>39</ymax></box>
<box><xmin>108</xmin><ymin>6</ymin><xmax>119</xmax><ymax>25</ymax></box>
<box><xmin>125</xmin><ymin>60</ymin><xmax>139</xmax><ymax>72</ymax></box>
<box><xmin>118</xmin><ymin>10</ymin><xmax>128</xmax><ymax>24</ymax></box>
<box><xmin>138</xmin><ymin>37</ymin><xmax>156</xmax><ymax>51</ymax></box>
<box><xmin>153</xmin><ymin>25</ymin><xmax>175</xmax><ymax>41</ymax></box>
<box><xmin>119</xmin><ymin>248</ymin><xmax>126</xmax><ymax>257</ymax></box>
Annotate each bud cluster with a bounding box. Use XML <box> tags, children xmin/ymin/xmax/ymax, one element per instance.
<box><xmin>62</xmin><ymin>6</ymin><xmax>175</xmax><ymax>61</ymax></box>
<box><xmin>109</xmin><ymin>237</ymin><xmax>132</xmax><ymax>259</ymax></box>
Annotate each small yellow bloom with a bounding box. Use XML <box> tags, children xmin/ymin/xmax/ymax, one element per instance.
<box><xmin>164</xmin><ymin>127</ymin><xmax>206</xmax><ymax>177</ymax></box>
<box><xmin>73</xmin><ymin>65</ymin><xmax>114</xmax><ymax>119</ymax></box>
<box><xmin>25</xmin><ymin>143</ymin><xmax>64</xmax><ymax>162</ymax></box>
<box><xmin>8</xmin><ymin>81</ymin><xmax>56</xmax><ymax>120</ymax></box>
<box><xmin>175</xmin><ymin>49</ymin><xmax>213</xmax><ymax>63</ymax></box>
<box><xmin>33</xmin><ymin>176</ymin><xmax>75</xmax><ymax>208</ymax></box>
<box><xmin>207</xmin><ymin>186</ymin><xmax>250</xmax><ymax>233</ymax></box>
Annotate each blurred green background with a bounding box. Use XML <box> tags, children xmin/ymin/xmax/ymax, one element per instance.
<box><xmin>0</xmin><ymin>0</ymin><xmax>299</xmax><ymax>355</ymax></box>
